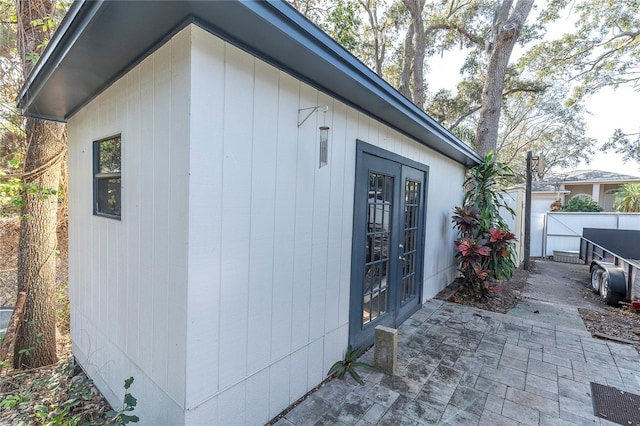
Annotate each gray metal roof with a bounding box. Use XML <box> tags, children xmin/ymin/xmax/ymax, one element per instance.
<box><xmin>17</xmin><ymin>0</ymin><xmax>481</xmax><ymax>167</ymax></box>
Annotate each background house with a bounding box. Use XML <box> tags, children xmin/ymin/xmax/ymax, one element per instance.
<box><xmin>17</xmin><ymin>1</ymin><xmax>480</xmax><ymax>424</ymax></box>
<box><xmin>507</xmin><ymin>170</ymin><xmax>640</xmax><ymax>257</ymax></box>
<box><xmin>532</xmin><ymin>170</ymin><xmax>640</xmax><ymax>212</ymax></box>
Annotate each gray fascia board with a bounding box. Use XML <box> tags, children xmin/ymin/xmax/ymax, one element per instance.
<box><xmin>17</xmin><ymin>0</ymin><xmax>100</xmax><ymax>113</ymax></box>
<box><xmin>19</xmin><ymin>0</ymin><xmax>481</xmax><ymax>166</ymax></box>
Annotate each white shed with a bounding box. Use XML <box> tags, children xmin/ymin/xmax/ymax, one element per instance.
<box><xmin>18</xmin><ymin>1</ymin><xmax>481</xmax><ymax>424</ymax></box>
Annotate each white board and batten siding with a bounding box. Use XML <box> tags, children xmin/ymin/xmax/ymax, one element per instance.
<box><xmin>67</xmin><ymin>28</ymin><xmax>190</xmax><ymax>423</ymax></box>
<box><xmin>67</xmin><ymin>24</ymin><xmax>467</xmax><ymax>425</ymax></box>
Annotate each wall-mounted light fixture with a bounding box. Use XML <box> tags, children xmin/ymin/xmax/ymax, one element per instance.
<box><xmin>298</xmin><ymin>105</ymin><xmax>330</xmax><ymax>168</ymax></box>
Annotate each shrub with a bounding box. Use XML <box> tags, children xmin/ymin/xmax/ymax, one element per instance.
<box><xmin>613</xmin><ymin>183</ymin><xmax>640</xmax><ymax>212</ymax></box>
<box><xmin>561</xmin><ymin>197</ymin><xmax>602</xmax><ymax>212</ymax></box>
<box><xmin>453</xmin><ymin>207</ymin><xmax>516</xmax><ymax>295</ymax></box>
<box><xmin>452</xmin><ymin>152</ymin><xmax>517</xmax><ymax>296</ymax></box>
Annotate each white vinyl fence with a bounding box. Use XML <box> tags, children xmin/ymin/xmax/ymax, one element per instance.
<box><xmin>540</xmin><ymin>212</ymin><xmax>640</xmax><ymax>257</ymax></box>
<box><xmin>501</xmin><ymin>189</ymin><xmax>525</xmax><ymax>265</ymax></box>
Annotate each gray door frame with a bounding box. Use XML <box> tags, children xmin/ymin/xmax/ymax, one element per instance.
<box><xmin>349</xmin><ymin>140</ymin><xmax>429</xmax><ymax>349</ymax></box>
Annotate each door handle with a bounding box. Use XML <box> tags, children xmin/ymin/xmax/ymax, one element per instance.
<box><xmin>398</xmin><ymin>256</ymin><xmax>405</xmax><ymax>262</ymax></box>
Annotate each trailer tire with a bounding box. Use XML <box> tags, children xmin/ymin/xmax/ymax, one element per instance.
<box><xmin>600</xmin><ymin>271</ymin><xmax>623</xmax><ymax>306</ymax></box>
<box><xmin>591</xmin><ymin>267</ymin><xmax>603</xmax><ymax>293</ymax></box>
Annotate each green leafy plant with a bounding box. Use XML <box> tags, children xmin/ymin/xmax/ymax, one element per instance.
<box><xmin>452</xmin><ymin>153</ymin><xmax>517</xmax><ymax>296</ymax></box>
<box><xmin>0</xmin><ymin>173</ymin><xmax>59</xmax><ymax>216</ymax></box>
<box><xmin>0</xmin><ymin>391</ymin><xmax>32</xmax><ymax>410</ymax></box>
<box><xmin>33</xmin><ymin>403</ymin><xmax>80</xmax><ymax>425</ymax></box>
<box><xmin>561</xmin><ymin>197</ymin><xmax>602</xmax><ymax>212</ymax></box>
<box><xmin>19</xmin><ymin>358</ymin><xmax>95</xmax><ymax>425</ymax></box>
<box><xmin>613</xmin><ymin>183</ymin><xmax>640</xmax><ymax>212</ymax></box>
<box><xmin>106</xmin><ymin>377</ymin><xmax>139</xmax><ymax>425</ymax></box>
<box><xmin>462</xmin><ymin>151</ymin><xmax>515</xmax><ymax>232</ymax></box>
<box><xmin>16</xmin><ymin>346</ymin><xmax>36</xmax><ymax>367</ymax></box>
<box><xmin>452</xmin><ymin>209</ymin><xmax>516</xmax><ymax>295</ymax></box>
<box><xmin>327</xmin><ymin>345</ymin><xmax>376</xmax><ymax>385</ymax></box>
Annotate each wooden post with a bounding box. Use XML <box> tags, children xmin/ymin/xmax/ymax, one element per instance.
<box><xmin>524</xmin><ymin>151</ymin><xmax>532</xmax><ymax>270</ymax></box>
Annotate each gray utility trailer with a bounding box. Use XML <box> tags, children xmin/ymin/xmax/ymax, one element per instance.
<box><xmin>580</xmin><ymin>228</ymin><xmax>640</xmax><ymax>306</ymax></box>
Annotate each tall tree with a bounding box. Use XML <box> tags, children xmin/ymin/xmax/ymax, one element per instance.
<box><xmin>13</xmin><ymin>0</ymin><xmax>65</xmax><ymax>368</ymax></box>
<box><xmin>291</xmin><ymin>0</ymin><xmax>594</xmax><ymax>175</ymax></box>
<box><xmin>495</xmin><ymin>87</ymin><xmax>595</xmax><ymax>179</ymax></box>
<box><xmin>475</xmin><ymin>0</ymin><xmax>534</xmax><ymax>156</ymax></box>
<box><xmin>401</xmin><ymin>0</ymin><xmax>426</xmax><ymax>106</ymax></box>
<box><xmin>357</xmin><ymin>0</ymin><xmax>388</xmax><ymax>75</ymax></box>
<box><xmin>523</xmin><ymin>0</ymin><xmax>640</xmax><ymax>163</ymax></box>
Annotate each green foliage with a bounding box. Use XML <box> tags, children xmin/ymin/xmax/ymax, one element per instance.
<box><xmin>33</xmin><ymin>403</ymin><xmax>80</xmax><ymax>426</ymax></box>
<box><xmin>0</xmin><ymin>173</ymin><xmax>60</xmax><ymax>216</ymax></box>
<box><xmin>522</xmin><ymin>0</ymin><xmax>640</xmax><ymax>161</ymax></box>
<box><xmin>561</xmin><ymin>197</ymin><xmax>602</xmax><ymax>212</ymax></box>
<box><xmin>318</xmin><ymin>0</ymin><xmax>361</xmax><ymax>52</ymax></box>
<box><xmin>292</xmin><ymin>1</ymin><xmax>600</xmax><ymax>178</ymax></box>
<box><xmin>29</xmin><ymin>360</ymin><xmax>95</xmax><ymax>425</ymax></box>
<box><xmin>452</xmin><ymin>209</ymin><xmax>517</xmax><ymax>295</ymax></box>
<box><xmin>452</xmin><ymin>153</ymin><xmax>517</xmax><ymax>295</ymax></box>
<box><xmin>106</xmin><ymin>377</ymin><xmax>139</xmax><ymax>425</ymax></box>
<box><xmin>528</xmin><ymin>0</ymin><xmax>640</xmax><ymax>99</ymax></box>
<box><xmin>0</xmin><ymin>358</ymin><xmax>105</xmax><ymax>425</ymax></box>
<box><xmin>463</xmin><ymin>152</ymin><xmax>515</xmax><ymax>231</ymax></box>
<box><xmin>0</xmin><ymin>391</ymin><xmax>32</xmax><ymax>410</ymax></box>
<box><xmin>495</xmin><ymin>87</ymin><xmax>596</xmax><ymax>180</ymax></box>
<box><xmin>613</xmin><ymin>183</ymin><xmax>640</xmax><ymax>212</ymax></box>
<box><xmin>327</xmin><ymin>345</ymin><xmax>376</xmax><ymax>386</ymax></box>
<box><xmin>601</xmin><ymin>129</ymin><xmax>640</xmax><ymax>164</ymax></box>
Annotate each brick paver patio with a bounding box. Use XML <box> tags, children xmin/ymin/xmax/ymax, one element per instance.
<box><xmin>275</xmin><ymin>297</ymin><xmax>640</xmax><ymax>425</ymax></box>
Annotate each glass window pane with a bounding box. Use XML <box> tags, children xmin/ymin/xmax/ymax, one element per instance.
<box><xmin>94</xmin><ymin>135</ymin><xmax>121</xmax><ymax>218</ymax></box>
<box><xmin>99</xmin><ymin>137</ymin><xmax>121</xmax><ymax>173</ymax></box>
<box><xmin>96</xmin><ymin>178</ymin><xmax>121</xmax><ymax>216</ymax></box>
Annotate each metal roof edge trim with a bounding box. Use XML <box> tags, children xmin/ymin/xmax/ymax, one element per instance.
<box><xmin>19</xmin><ymin>0</ymin><xmax>481</xmax><ymax>166</ymax></box>
<box><xmin>17</xmin><ymin>0</ymin><xmax>102</xmax><ymax>111</ymax></box>
<box><xmin>62</xmin><ymin>16</ymin><xmax>197</xmax><ymax>120</ymax></box>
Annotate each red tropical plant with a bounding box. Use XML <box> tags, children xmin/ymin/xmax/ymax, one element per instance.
<box><xmin>452</xmin><ymin>206</ymin><xmax>517</xmax><ymax>296</ymax></box>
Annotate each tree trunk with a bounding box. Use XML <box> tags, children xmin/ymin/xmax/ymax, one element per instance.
<box><xmin>14</xmin><ymin>0</ymin><xmax>63</xmax><ymax>368</ymax></box>
<box><xmin>402</xmin><ymin>0</ymin><xmax>426</xmax><ymax>108</ymax></box>
<box><xmin>399</xmin><ymin>23</ymin><xmax>414</xmax><ymax>100</ymax></box>
<box><xmin>13</xmin><ymin>120</ymin><xmax>64</xmax><ymax>369</ymax></box>
<box><xmin>475</xmin><ymin>0</ymin><xmax>534</xmax><ymax>156</ymax></box>
<box><xmin>359</xmin><ymin>0</ymin><xmax>386</xmax><ymax>75</ymax></box>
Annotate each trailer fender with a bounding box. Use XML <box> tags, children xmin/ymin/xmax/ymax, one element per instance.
<box><xmin>590</xmin><ymin>261</ymin><xmax>626</xmax><ymax>295</ymax></box>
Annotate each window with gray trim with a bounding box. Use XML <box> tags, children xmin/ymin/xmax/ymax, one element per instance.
<box><xmin>93</xmin><ymin>135</ymin><xmax>121</xmax><ymax>218</ymax></box>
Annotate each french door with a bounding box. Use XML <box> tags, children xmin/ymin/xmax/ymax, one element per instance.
<box><xmin>349</xmin><ymin>147</ymin><xmax>427</xmax><ymax>349</ymax></box>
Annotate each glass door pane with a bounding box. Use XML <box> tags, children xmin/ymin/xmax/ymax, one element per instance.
<box><xmin>401</xmin><ymin>178</ymin><xmax>421</xmax><ymax>305</ymax></box>
<box><xmin>363</xmin><ymin>172</ymin><xmax>393</xmax><ymax>325</ymax></box>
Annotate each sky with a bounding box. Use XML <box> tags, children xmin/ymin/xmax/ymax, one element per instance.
<box><xmin>581</xmin><ymin>88</ymin><xmax>639</xmax><ymax>175</ymax></box>
<box><xmin>423</xmin><ymin>8</ymin><xmax>640</xmax><ymax>178</ymax></box>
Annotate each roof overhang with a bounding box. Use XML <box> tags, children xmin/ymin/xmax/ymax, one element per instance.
<box><xmin>18</xmin><ymin>0</ymin><xmax>481</xmax><ymax>167</ymax></box>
